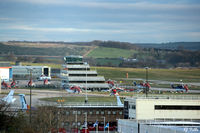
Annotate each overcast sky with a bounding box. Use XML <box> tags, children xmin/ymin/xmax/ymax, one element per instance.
<box><xmin>0</xmin><ymin>0</ymin><xmax>200</xmax><ymax>43</ymax></box>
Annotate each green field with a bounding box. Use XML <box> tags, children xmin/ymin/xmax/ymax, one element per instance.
<box><xmin>94</xmin><ymin>67</ymin><xmax>200</xmax><ymax>82</ymax></box>
<box><xmin>87</xmin><ymin>46</ymin><xmax>136</xmax><ymax>58</ymax></box>
<box><xmin>40</xmin><ymin>96</ymin><xmax>118</xmax><ymax>103</ymax></box>
<box><xmin>95</xmin><ymin>58</ymin><xmax>123</xmax><ymax>66</ymax></box>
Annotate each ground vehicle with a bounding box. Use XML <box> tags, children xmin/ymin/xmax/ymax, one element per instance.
<box><xmin>37</xmin><ymin>75</ymin><xmax>51</xmax><ymax>81</ymax></box>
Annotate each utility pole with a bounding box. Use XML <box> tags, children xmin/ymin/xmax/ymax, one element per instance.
<box><xmin>85</xmin><ymin>112</ymin><xmax>87</xmax><ymax>133</ymax></box>
<box><xmin>145</xmin><ymin>67</ymin><xmax>149</xmax><ymax>97</ymax></box>
<box><xmin>104</xmin><ymin>117</ymin><xmax>105</xmax><ymax>133</ymax></box>
<box><xmin>26</xmin><ymin>68</ymin><xmax>34</xmax><ymax>125</ymax></box>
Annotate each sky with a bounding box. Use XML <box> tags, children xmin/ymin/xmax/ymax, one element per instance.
<box><xmin>0</xmin><ymin>0</ymin><xmax>200</xmax><ymax>43</ymax></box>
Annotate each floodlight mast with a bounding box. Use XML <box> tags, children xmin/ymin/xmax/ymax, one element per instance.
<box><xmin>84</xmin><ymin>62</ymin><xmax>88</xmax><ymax>103</ymax></box>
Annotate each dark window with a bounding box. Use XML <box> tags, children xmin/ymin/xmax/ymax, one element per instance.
<box><xmin>155</xmin><ymin>105</ymin><xmax>200</xmax><ymax>110</ymax></box>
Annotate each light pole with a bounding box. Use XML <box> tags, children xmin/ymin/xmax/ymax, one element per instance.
<box><xmin>103</xmin><ymin>117</ymin><xmax>105</xmax><ymax>133</ymax></box>
<box><xmin>26</xmin><ymin>68</ymin><xmax>34</xmax><ymax>125</ymax></box>
<box><xmin>85</xmin><ymin>112</ymin><xmax>87</xmax><ymax>133</ymax></box>
<box><xmin>145</xmin><ymin>67</ymin><xmax>149</xmax><ymax>97</ymax></box>
<box><xmin>84</xmin><ymin>62</ymin><xmax>88</xmax><ymax>103</ymax></box>
<box><xmin>75</xmin><ymin>111</ymin><xmax>77</xmax><ymax>130</ymax></box>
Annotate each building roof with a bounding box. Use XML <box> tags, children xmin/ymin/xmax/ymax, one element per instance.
<box><xmin>67</xmin><ymin>71</ymin><xmax>97</xmax><ymax>74</ymax></box>
<box><xmin>69</xmin><ymin>83</ymin><xmax>109</xmax><ymax>88</ymax></box>
<box><xmin>12</xmin><ymin>66</ymin><xmax>50</xmax><ymax>69</ymax></box>
<box><xmin>64</xmin><ymin>55</ymin><xmax>83</xmax><ymax>58</ymax></box>
<box><xmin>0</xmin><ymin>67</ymin><xmax>12</xmax><ymax>69</ymax></box>
<box><xmin>125</xmin><ymin>95</ymin><xmax>200</xmax><ymax>100</ymax></box>
<box><xmin>62</xmin><ymin>64</ymin><xmax>90</xmax><ymax>69</ymax></box>
<box><xmin>68</xmin><ymin>76</ymin><xmax>105</xmax><ymax>82</ymax></box>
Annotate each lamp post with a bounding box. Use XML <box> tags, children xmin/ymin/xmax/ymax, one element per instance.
<box><xmin>145</xmin><ymin>67</ymin><xmax>149</xmax><ymax>97</ymax></box>
<box><xmin>84</xmin><ymin>62</ymin><xmax>88</xmax><ymax>103</ymax></box>
<box><xmin>26</xmin><ymin>68</ymin><xmax>34</xmax><ymax>125</ymax></box>
<box><xmin>85</xmin><ymin>112</ymin><xmax>88</xmax><ymax>133</ymax></box>
<box><xmin>75</xmin><ymin>111</ymin><xmax>77</xmax><ymax>130</ymax></box>
<box><xmin>104</xmin><ymin>117</ymin><xmax>105</xmax><ymax>133</ymax></box>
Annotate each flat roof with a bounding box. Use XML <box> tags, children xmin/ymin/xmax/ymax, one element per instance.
<box><xmin>68</xmin><ymin>76</ymin><xmax>105</xmax><ymax>81</ymax></box>
<box><xmin>67</xmin><ymin>71</ymin><xmax>97</xmax><ymax>74</ymax></box>
<box><xmin>62</xmin><ymin>64</ymin><xmax>90</xmax><ymax>69</ymax></box>
<box><xmin>125</xmin><ymin>95</ymin><xmax>200</xmax><ymax>100</ymax></box>
<box><xmin>12</xmin><ymin>66</ymin><xmax>50</xmax><ymax>68</ymax></box>
<box><xmin>68</xmin><ymin>83</ymin><xmax>109</xmax><ymax>88</ymax></box>
<box><xmin>0</xmin><ymin>67</ymin><xmax>12</xmax><ymax>69</ymax></box>
<box><xmin>64</xmin><ymin>55</ymin><xmax>83</xmax><ymax>58</ymax></box>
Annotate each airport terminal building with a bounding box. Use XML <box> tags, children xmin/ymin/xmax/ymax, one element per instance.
<box><xmin>124</xmin><ymin>96</ymin><xmax>200</xmax><ymax>120</ymax></box>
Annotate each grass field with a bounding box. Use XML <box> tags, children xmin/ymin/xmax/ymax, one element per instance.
<box><xmin>87</xmin><ymin>46</ymin><xmax>136</xmax><ymax>58</ymax></box>
<box><xmin>95</xmin><ymin>58</ymin><xmax>123</xmax><ymax>66</ymax></box>
<box><xmin>40</xmin><ymin>96</ymin><xmax>118</xmax><ymax>103</ymax></box>
<box><xmin>94</xmin><ymin>67</ymin><xmax>200</xmax><ymax>82</ymax></box>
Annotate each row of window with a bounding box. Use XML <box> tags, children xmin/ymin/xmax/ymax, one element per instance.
<box><xmin>155</xmin><ymin>105</ymin><xmax>200</xmax><ymax>110</ymax></box>
<box><xmin>65</xmin><ymin>110</ymin><xmax>123</xmax><ymax>115</ymax></box>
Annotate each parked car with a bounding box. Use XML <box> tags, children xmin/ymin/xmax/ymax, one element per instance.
<box><xmin>37</xmin><ymin>75</ymin><xmax>51</xmax><ymax>81</ymax></box>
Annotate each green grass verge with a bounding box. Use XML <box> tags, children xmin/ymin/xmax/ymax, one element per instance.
<box><xmin>40</xmin><ymin>96</ymin><xmax>118</xmax><ymax>103</ymax></box>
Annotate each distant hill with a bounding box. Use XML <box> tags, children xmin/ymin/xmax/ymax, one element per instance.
<box><xmin>1</xmin><ymin>41</ymin><xmax>200</xmax><ymax>68</ymax></box>
<box><xmin>0</xmin><ymin>42</ymin><xmax>90</xmax><ymax>56</ymax></box>
<box><xmin>136</xmin><ymin>42</ymin><xmax>200</xmax><ymax>51</ymax></box>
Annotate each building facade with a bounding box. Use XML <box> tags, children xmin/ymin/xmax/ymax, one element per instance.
<box><xmin>58</xmin><ymin>105</ymin><xmax>123</xmax><ymax>131</ymax></box>
<box><xmin>118</xmin><ymin>119</ymin><xmax>200</xmax><ymax>133</ymax></box>
<box><xmin>124</xmin><ymin>97</ymin><xmax>200</xmax><ymax>120</ymax></box>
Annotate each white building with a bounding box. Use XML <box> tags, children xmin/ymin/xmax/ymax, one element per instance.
<box><xmin>118</xmin><ymin>119</ymin><xmax>200</xmax><ymax>133</ymax></box>
<box><xmin>0</xmin><ymin>67</ymin><xmax>12</xmax><ymax>81</ymax></box>
<box><xmin>124</xmin><ymin>97</ymin><xmax>200</xmax><ymax>120</ymax></box>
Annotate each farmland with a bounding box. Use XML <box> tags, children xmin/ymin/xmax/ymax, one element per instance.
<box><xmin>86</xmin><ymin>46</ymin><xmax>136</xmax><ymax>58</ymax></box>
